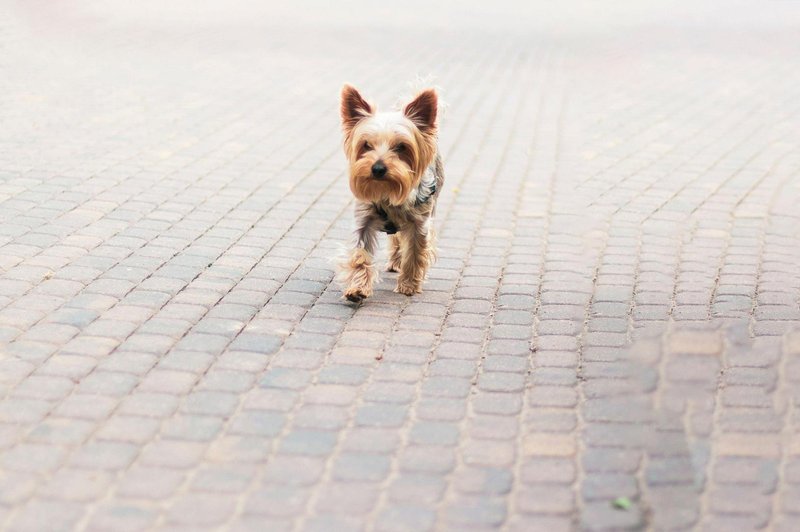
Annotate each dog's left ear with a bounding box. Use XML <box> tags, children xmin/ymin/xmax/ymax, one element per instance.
<box><xmin>404</xmin><ymin>89</ymin><xmax>438</xmax><ymax>133</ymax></box>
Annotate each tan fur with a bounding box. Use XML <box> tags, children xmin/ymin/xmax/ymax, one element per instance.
<box><xmin>385</xmin><ymin>234</ymin><xmax>401</xmax><ymax>272</ymax></box>
<box><xmin>341</xmin><ymin>248</ymin><xmax>377</xmax><ymax>303</ymax></box>
<box><xmin>395</xmin><ymin>226</ymin><xmax>435</xmax><ymax>295</ymax></box>
<box><xmin>338</xmin><ymin>84</ymin><xmax>444</xmax><ymax>302</ymax></box>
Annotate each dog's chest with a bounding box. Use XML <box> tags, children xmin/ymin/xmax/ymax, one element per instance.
<box><xmin>374</xmin><ymin>204</ymin><xmax>404</xmax><ymax>234</ymax></box>
<box><xmin>374</xmin><ymin>202</ymin><xmax>430</xmax><ymax>235</ymax></box>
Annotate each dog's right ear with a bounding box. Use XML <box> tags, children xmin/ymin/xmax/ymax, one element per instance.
<box><xmin>341</xmin><ymin>84</ymin><xmax>373</xmax><ymax>130</ymax></box>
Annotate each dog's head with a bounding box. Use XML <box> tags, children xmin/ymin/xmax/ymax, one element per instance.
<box><xmin>340</xmin><ymin>84</ymin><xmax>438</xmax><ymax>206</ymax></box>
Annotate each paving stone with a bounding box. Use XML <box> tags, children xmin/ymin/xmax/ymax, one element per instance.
<box><xmin>333</xmin><ymin>452</ymin><xmax>391</xmax><ymax>482</ymax></box>
<box><xmin>454</xmin><ymin>466</ymin><xmax>514</xmax><ymax>495</ymax></box>
<box><xmin>278</xmin><ymin>428</ymin><xmax>337</xmax><ymax>456</ymax></box>
<box><xmin>315</xmin><ymin>481</ymin><xmax>380</xmax><ymax>514</ymax></box>
<box><xmin>117</xmin><ymin>392</ymin><xmax>179</xmax><ymax>418</ymax></box>
<box><xmin>162</xmin><ymin>415</ymin><xmax>224</xmax><ymax>441</ymax></box>
<box><xmin>86</xmin><ymin>502</ymin><xmax>158</xmax><ymax>531</ymax></box>
<box><xmin>77</xmin><ymin>371</ymin><xmax>139</xmax><ymax>396</ymax></box>
<box><xmin>69</xmin><ymin>441</ymin><xmax>139</xmax><ymax>470</ymax></box>
<box><xmin>229</xmin><ymin>410</ymin><xmax>286</xmax><ymax>438</ymax></box>
<box><xmin>444</xmin><ymin>495</ymin><xmax>507</xmax><ymax>527</ymax></box>
<box><xmin>399</xmin><ymin>446</ymin><xmax>455</xmax><ymax>474</ymax></box>
<box><xmin>28</xmin><ymin>417</ymin><xmax>93</xmax><ymax>447</ymax></box>
<box><xmin>2</xmin><ymin>443</ymin><xmax>67</xmax><ymax>473</ymax></box>
<box><xmin>262</xmin><ymin>454</ymin><xmax>326</xmax><ymax>486</ymax></box>
<box><xmin>54</xmin><ymin>394</ymin><xmax>118</xmax><ymax>420</ymax></box>
<box><xmin>182</xmin><ymin>390</ymin><xmax>240</xmax><ymax>416</ymax></box>
<box><xmin>356</xmin><ymin>403</ymin><xmax>409</xmax><ymax>428</ymax></box>
<box><xmin>166</xmin><ymin>493</ymin><xmax>238</xmax><ymax>526</ymax></box>
<box><xmin>137</xmin><ymin>369</ymin><xmax>197</xmax><ymax>394</ymax></box>
<box><xmin>39</xmin><ymin>469</ymin><xmax>114</xmax><ymax>502</ymax></box>
<box><xmin>206</xmin><ymin>435</ymin><xmax>272</xmax><ymax>463</ymax></box>
<box><xmin>342</xmin><ymin>428</ymin><xmax>401</xmax><ymax>454</ymax></box>
<box><xmin>375</xmin><ymin>505</ymin><xmax>436</xmax><ymax>532</ymax></box>
<box><xmin>259</xmin><ymin>368</ymin><xmax>313</xmax><ymax>390</ymax></box>
<box><xmin>409</xmin><ymin>422</ymin><xmax>460</xmax><ymax>446</ymax></box>
<box><xmin>138</xmin><ymin>440</ymin><xmax>207</xmax><ymax>469</ymax></box>
<box><xmin>6</xmin><ymin>500</ymin><xmax>86</xmax><ymax>531</ymax></box>
<box><xmin>580</xmin><ymin>501</ymin><xmax>644</xmax><ymax>530</ymax></box>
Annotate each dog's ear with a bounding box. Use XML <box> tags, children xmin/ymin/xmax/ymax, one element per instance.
<box><xmin>404</xmin><ymin>89</ymin><xmax>437</xmax><ymax>133</ymax></box>
<box><xmin>341</xmin><ymin>84</ymin><xmax>373</xmax><ymax>130</ymax></box>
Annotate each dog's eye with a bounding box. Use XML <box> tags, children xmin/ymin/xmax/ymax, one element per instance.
<box><xmin>362</xmin><ymin>142</ymin><xmax>372</xmax><ymax>151</ymax></box>
<box><xmin>394</xmin><ymin>143</ymin><xmax>407</xmax><ymax>152</ymax></box>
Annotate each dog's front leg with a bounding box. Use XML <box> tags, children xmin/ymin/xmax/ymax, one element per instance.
<box><xmin>396</xmin><ymin>221</ymin><xmax>434</xmax><ymax>296</ymax></box>
<box><xmin>385</xmin><ymin>234</ymin><xmax>402</xmax><ymax>272</ymax></box>
<box><xmin>341</xmin><ymin>203</ymin><xmax>382</xmax><ymax>303</ymax></box>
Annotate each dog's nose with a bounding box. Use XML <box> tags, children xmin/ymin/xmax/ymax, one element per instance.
<box><xmin>371</xmin><ymin>162</ymin><xmax>387</xmax><ymax>179</ymax></box>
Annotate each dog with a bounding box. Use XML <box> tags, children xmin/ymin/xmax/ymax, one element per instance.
<box><xmin>338</xmin><ymin>84</ymin><xmax>444</xmax><ymax>303</ymax></box>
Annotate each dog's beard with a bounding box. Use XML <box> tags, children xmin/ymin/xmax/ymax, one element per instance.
<box><xmin>348</xmin><ymin>159</ymin><xmax>415</xmax><ymax>206</ymax></box>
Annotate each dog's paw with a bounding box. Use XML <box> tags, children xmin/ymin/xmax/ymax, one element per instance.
<box><xmin>394</xmin><ymin>281</ymin><xmax>421</xmax><ymax>296</ymax></box>
<box><xmin>344</xmin><ymin>287</ymin><xmax>371</xmax><ymax>303</ymax></box>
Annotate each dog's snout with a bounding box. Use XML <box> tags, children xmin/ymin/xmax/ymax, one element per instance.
<box><xmin>371</xmin><ymin>162</ymin><xmax>387</xmax><ymax>179</ymax></box>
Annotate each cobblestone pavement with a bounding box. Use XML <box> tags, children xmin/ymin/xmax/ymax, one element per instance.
<box><xmin>1</xmin><ymin>1</ymin><xmax>800</xmax><ymax>530</ymax></box>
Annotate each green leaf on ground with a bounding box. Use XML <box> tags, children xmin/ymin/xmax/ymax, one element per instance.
<box><xmin>612</xmin><ymin>497</ymin><xmax>632</xmax><ymax>510</ymax></box>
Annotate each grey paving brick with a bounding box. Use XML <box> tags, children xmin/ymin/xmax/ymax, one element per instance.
<box><xmin>157</xmin><ymin>351</ymin><xmax>215</xmax><ymax>374</ymax></box>
<box><xmin>205</xmin><ymin>435</ymin><xmax>271</xmax><ymax>463</ymax></box>
<box><xmin>138</xmin><ymin>440</ymin><xmax>207</xmax><ymax>469</ymax></box>
<box><xmin>356</xmin><ymin>403</ymin><xmax>409</xmax><ymax>428</ymax></box>
<box><xmin>315</xmin><ymin>481</ymin><xmax>380</xmax><ymax>514</ymax></box>
<box><xmin>69</xmin><ymin>441</ymin><xmax>139</xmax><ymax>470</ymax></box>
<box><xmin>421</xmin><ymin>376</ymin><xmax>472</xmax><ymax>398</ymax></box>
<box><xmin>2</xmin><ymin>443</ymin><xmax>67</xmax><ymax>473</ymax></box>
<box><xmin>376</xmin><ymin>505</ymin><xmax>436</xmax><ymax>532</ymax></box>
<box><xmin>26</xmin><ymin>415</ymin><xmax>96</xmax><ymax>445</ymax></box>
<box><xmin>198</xmin><ymin>369</ymin><xmax>255</xmax><ymax>392</ymax></box>
<box><xmin>333</xmin><ymin>452</ymin><xmax>391</xmax><ymax>482</ymax></box>
<box><xmin>182</xmin><ymin>391</ymin><xmax>240</xmax><ymax>416</ymax></box>
<box><xmin>263</xmin><ymin>454</ymin><xmax>326</xmax><ymax>486</ymax></box>
<box><xmin>97</xmin><ymin>353</ymin><xmax>157</xmax><ymax>376</ymax></box>
<box><xmin>229</xmin><ymin>332</ymin><xmax>282</xmax><ymax>353</ymax></box>
<box><xmin>166</xmin><ymin>493</ymin><xmax>238</xmax><ymax>526</ymax></box>
<box><xmin>6</xmin><ymin>500</ymin><xmax>86</xmax><ymax>532</ymax></box>
<box><xmin>137</xmin><ymin>369</ymin><xmax>197</xmax><ymax>394</ymax></box>
<box><xmin>244</xmin><ymin>486</ymin><xmax>311</xmax><ymax>517</ymax></box>
<box><xmin>280</xmin><ymin>429</ymin><xmax>338</xmax><ymax>456</ymax></box>
<box><xmin>293</xmin><ymin>404</ymin><xmax>349</xmax><ymax>430</ymax></box>
<box><xmin>342</xmin><ymin>428</ymin><xmax>401</xmax><ymax>454</ymax></box>
<box><xmin>399</xmin><ymin>446</ymin><xmax>455</xmax><ymax>474</ymax></box>
<box><xmin>259</xmin><ymin>368</ymin><xmax>313</xmax><ymax>390</ymax></box>
<box><xmin>455</xmin><ymin>466</ymin><xmax>514</xmax><ymax>495</ymax></box>
<box><xmin>39</xmin><ymin>469</ymin><xmax>114</xmax><ymax>502</ymax></box>
<box><xmin>228</xmin><ymin>411</ymin><xmax>286</xmax><ymax>437</ymax></box>
<box><xmin>162</xmin><ymin>415</ymin><xmax>224</xmax><ymax>441</ymax></box>
<box><xmin>444</xmin><ymin>495</ymin><xmax>507</xmax><ymax>527</ymax></box>
<box><xmin>117</xmin><ymin>392</ymin><xmax>179</xmax><ymax>418</ymax></box>
<box><xmin>86</xmin><ymin>502</ymin><xmax>158</xmax><ymax>531</ymax></box>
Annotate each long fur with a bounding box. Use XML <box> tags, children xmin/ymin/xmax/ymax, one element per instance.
<box><xmin>338</xmin><ymin>84</ymin><xmax>444</xmax><ymax>301</ymax></box>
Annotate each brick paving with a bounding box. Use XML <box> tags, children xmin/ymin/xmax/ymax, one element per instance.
<box><xmin>1</xmin><ymin>1</ymin><xmax>800</xmax><ymax>530</ymax></box>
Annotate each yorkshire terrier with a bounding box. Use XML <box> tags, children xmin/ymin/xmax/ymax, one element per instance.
<box><xmin>338</xmin><ymin>84</ymin><xmax>444</xmax><ymax>303</ymax></box>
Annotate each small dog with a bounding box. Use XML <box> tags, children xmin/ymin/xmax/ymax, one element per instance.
<box><xmin>338</xmin><ymin>84</ymin><xmax>444</xmax><ymax>303</ymax></box>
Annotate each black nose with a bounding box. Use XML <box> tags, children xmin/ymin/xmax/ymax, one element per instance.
<box><xmin>371</xmin><ymin>162</ymin><xmax>387</xmax><ymax>179</ymax></box>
